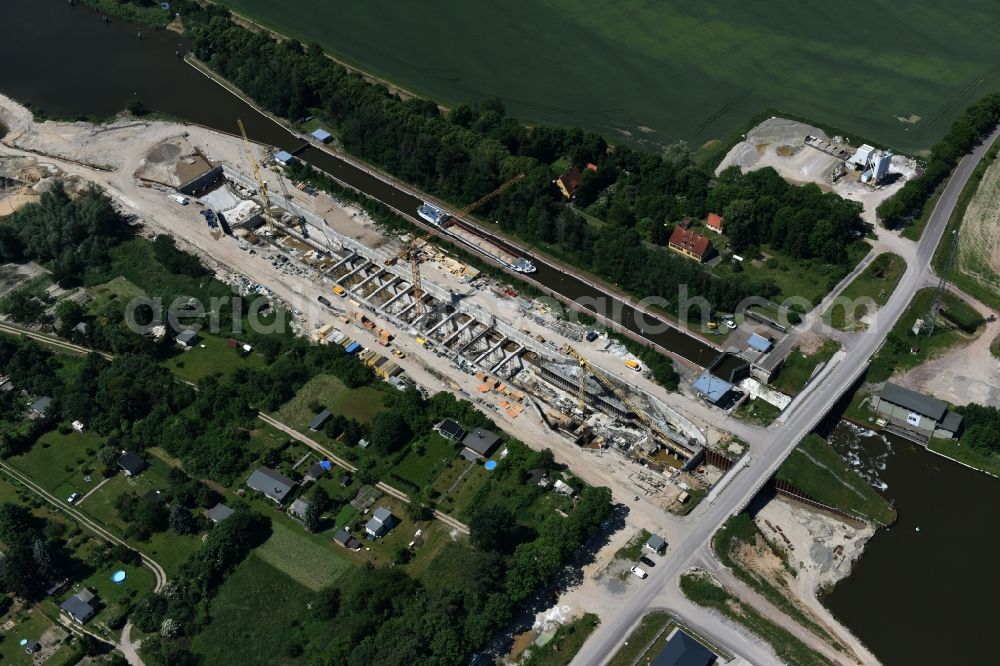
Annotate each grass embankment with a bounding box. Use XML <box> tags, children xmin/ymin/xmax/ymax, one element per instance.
<box><xmin>868</xmin><ymin>288</ymin><xmax>983</xmax><ymax>383</ymax></box>
<box><xmin>607</xmin><ymin>611</ymin><xmax>675</xmax><ymax>666</ymax></box>
<box><xmin>777</xmin><ymin>434</ymin><xmax>895</xmax><ymax>525</ymax></box>
<box><xmin>933</xmin><ymin>134</ymin><xmax>1000</xmax><ymax>310</ymax></box>
<box><xmin>772</xmin><ymin>339</ymin><xmax>839</xmax><ymax>396</ymax></box>
<box><xmin>928</xmin><ymin>438</ymin><xmax>1000</xmax><ymax>478</ymax></box>
<box><xmin>679</xmin><ymin>571</ymin><xmax>834</xmax><ymax>666</ymax></box>
<box><xmin>732</xmin><ymin>244</ymin><xmax>869</xmax><ymax>306</ymax></box>
<box><xmin>712</xmin><ymin>515</ymin><xmax>841</xmax><ymax>649</ymax></box>
<box><xmin>825</xmin><ymin>253</ymin><xmax>906</xmax><ymax>331</ymax></box>
<box><xmin>521</xmin><ymin>614</ymin><xmax>600</xmax><ymax>666</ymax></box>
<box><xmin>734</xmin><ymin>398</ymin><xmax>782</xmax><ymax>426</ymax></box>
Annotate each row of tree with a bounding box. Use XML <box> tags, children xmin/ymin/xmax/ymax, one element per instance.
<box><xmin>187</xmin><ymin>16</ymin><xmax>852</xmax><ymax>316</ymax></box>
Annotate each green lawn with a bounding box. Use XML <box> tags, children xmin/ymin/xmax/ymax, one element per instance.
<box><xmin>431</xmin><ymin>457</ymin><xmax>490</xmax><ymax>517</ymax></box>
<box><xmin>0</xmin><ymin>606</ymin><xmax>74</xmax><ymax>666</ymax></box>
<box><xmin>214</xmin><ymin>0</ymin><xmax>1000</xmax><ymax>155</ymax></box>
<box><xmin>164</xmin><ymin>332</ymin><xmax>266</xmax><ymax>383</ymax></box>
<box><xmin>389</xmin><ymin>433</ymin><xmax>459</xmax><ymax>489</ymax></box>
<box><xmin>777</xmin><ymin>434</ymin><xmax>896</xmax><ymax>525</ymax></box>
<box><xmin>329</xmin><ymin>385</ymin><xmax>387</xmax><ymax>424</ymax></box>
<box><xmin>9</xmin><ymin>429</ymin><xmax>105</xmax><ymax>500</ymax></box>
<box><xmin>733</xmin><ymin>398</ymin><xmax>782</xmax><ymax>426</ymax></box>
<box><xmin>726</xmin><ymin>244</ymin><xmax>868</xmax><ymax>306</ymax></box>
<box><xmin>254</xmin><ymin>520</ymin><xmax>353</xmax><ymax>591</ymax></box>
<box><xmin>868</xmin><ymin>288</ymin><xmax>983</xmax><ymax>382</ymax></box>
<box><xmin>276</xmin><ymin>374</ymin><xmax>348</xmax><ymax>426</ymax></box>
<box><xmin>86</xmin><ymin>275</ymin><xmax>145</xmax><ymax>315</ymax></box>
<box><xmin>771</xmin><ymin>338</ymin><xmax>840</xmax><ymax>396</ymax></box>
<box><xmin>191</xmin><ymin>554</ymin><xmax>333</xmax><ymax>666</ymax></box>
<box><xmin>68</xmin><ymin>557</ymin><xmax>156</xmax><ymax>624</ymax></box>
<box><xmin>825</xmin><ymin>253</ymin><xmax>906</xmax><ymax>331</ymax></box>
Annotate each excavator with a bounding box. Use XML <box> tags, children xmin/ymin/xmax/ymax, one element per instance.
<box><xmin>385</xmin><ymin>173</ymin><xmax>525</xmax><ymax>316</ymax></box>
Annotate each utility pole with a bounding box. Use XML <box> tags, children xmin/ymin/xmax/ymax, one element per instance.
<box><xmin>922</xmin><ymin>230</ymin><xmax>959</xmax><ymax>337</ymax></box>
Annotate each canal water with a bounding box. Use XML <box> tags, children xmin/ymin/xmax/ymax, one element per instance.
<box><xmin>821</xmin><ymin>421</ymin><xmax>1000</xmax><ymax>664</ymax></box>
<box><xmin>1</xmin><ymin>0</ymin><xmax>717</xmax><ymax>365</ymax></box>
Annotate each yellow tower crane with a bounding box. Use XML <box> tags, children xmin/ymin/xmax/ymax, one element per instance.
<box><xmin>562</xmin><ymin>344</ymin><xmax>677</xmax><ymax>449</ymax></box>
<box><xmin>386</xmin><ymin>172</ymin><xmax>525</xmax><ymax>316</ymax></box>
<box><xmin>236</xmin><ymin>118</ymin><xmax>275</xmax><ymax>233</ymax></box>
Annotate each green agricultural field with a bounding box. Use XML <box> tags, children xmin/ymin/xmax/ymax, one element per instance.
<box><xmin>254</xmin><ymin>520</ymin><xmax>352</xmax><ymax>591</ymax></box>
<box><xmin>215</xmin><ymin>0</ymin><xmax>1000</xmax><ymax>154</ymax></box>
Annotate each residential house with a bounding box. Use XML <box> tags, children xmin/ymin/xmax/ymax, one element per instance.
<box><xmin>365</xmin><ymin>506</ymin><xmax>396</xmax><ymax>538</ymax></box>
<box><xmin>290</xmin><ymin>497</ymin><xmax>311</xmax><ymax>520</ymax></box>
<box><xmin>333</xmin><ymin>528</ymin><xmax>361</xmax><ymax>550</ymax></box>
<box><xmin>462</xmin><ymin>428</ymin><xmax>500</xmax><ymax>458</ymax></box>
<box><xmin>667</xmin><ymin>226</ymin><xmax>712</xmax><ymax>262</ymax></box>
<box><xmin>434</xmin><ymin>418</ymin><xmax>466</xmax><ymax>442</ymax></box>
<box><xmin>245</xmin><ymin>467</ymin><xmax>297</xmax><ymax>504</ymax></box>
<box><xmin>304</xmin><ymin>461</ymin><xmax>328</xmax><ymax>482</ymax></box>
<box><xmin>205</xmin><ymin>503</ymin><xmax>234</xmax><ymax>524</ymax></box>
<box><xmin>873</xmin><ymin>383</ymin><xmax>963</xmax><ymax>442</ymax></box>
<box><xmin>651</xmin><ymin>629</ymin><xmax>716</xmax><ymax>666</ymax></box>
<box><xmin>705</xmin><ymin>212</ymin><xmax>724</xmax><ymax>234</ymax></box>
<box><xmin>175</xmin><ymin>329</ymin><xmax>200</xmax><ymax>348</ymax></box>
<box><xmin>555</xmin><ymin>167</ymin><xmax>582</xmax><ymax>200</ymax></box>
<box><xmin>117</xmin><ymin>452</ymin><xmax>147</xmax><ymax>477</ymax></box>
<box><xmin>645</xmin><ymin>534</ymin><xmax>667</xmax><ymax>554</ymax></box>
<box><xmin>60</xmin><ymin>589</ymin><xmax>97</xmax><ymax>624</ymax></box>
<box><xmin>309</xmin><ymin>408</ymin><xmax>332</xmax><ymax>431</ymax></box>
<box><xmin>30</xmin><ymin>396</ymin><xmax>52</xmax><ymax>418</ymax></box>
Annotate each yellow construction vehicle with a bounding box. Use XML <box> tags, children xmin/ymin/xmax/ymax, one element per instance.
<box><xmin>385</xmin><ymin>173</ymin><xmax>525</xmax><ymax>316</ymax></box>
<box><xmin>236</xmin><ymin>118</ymin><xmax>275</xmax><ymax>233</ymax></box>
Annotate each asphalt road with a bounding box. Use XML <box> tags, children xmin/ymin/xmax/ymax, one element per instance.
<box><xmin>571</xmin><ymin>124</ymin><xmax>1000</xmax><ymax>665</ymax></box>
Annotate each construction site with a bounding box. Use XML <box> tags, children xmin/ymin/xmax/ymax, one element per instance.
<box><xmin>0</xmin><ymin>94</ymin><xmax>749</xmax><ymax>510</ymax></box>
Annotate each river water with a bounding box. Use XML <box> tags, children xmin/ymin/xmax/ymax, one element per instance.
<box><xmin>821</xmin><ymin>421</ymin><xmax>1000</xmax><ymax>664</ymax></box>
<box><xmin>0</xmin><ymin>0</ymin><xmax>717</xmax><ymax>365</ymax></box>
<box><xmin>3</xmin><ymin>4</ymin><xmax>999</xmax><ymax>663</ymax></box>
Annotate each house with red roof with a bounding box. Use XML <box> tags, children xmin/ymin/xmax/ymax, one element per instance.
<box><xmin>668</xmin><ymin>226</ymin><xmax>712</xmax><ymax>262</ymax></box>
<box><xmin>706</xmin><ymin>212</ymin><xmax>724</xmax><ymax>234</ymax></box>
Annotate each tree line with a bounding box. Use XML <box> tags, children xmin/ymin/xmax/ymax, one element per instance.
<box><xmin>185</xmin><ymin>13</ymin><xmax>870</xmax><ymax>316</ymax></box>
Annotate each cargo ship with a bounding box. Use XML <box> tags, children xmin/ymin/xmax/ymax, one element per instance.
<box><xmin>417</xmin><ymin>203</ymin><xmax>536</xmax><ymax>274</ymax></box>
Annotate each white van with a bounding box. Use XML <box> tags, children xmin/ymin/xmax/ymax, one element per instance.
<box><xmin>630</xmin><ymin>566</ymin><xmax>648</xmax><ymax>579</ymax></box>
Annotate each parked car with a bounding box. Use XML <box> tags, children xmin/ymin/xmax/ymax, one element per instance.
<box><xmin>724</xmin><ymin>319</ymin><xmax>737</xmax><ymax>329</ymax></box>
<box><xmin>639</xmin><ymin>555</ymin><xmax>656</xmax><ymax>568</ymax></box>
<box><xmin>67</xmin><ymin>492</ymin><xmax>80</xmax><ymax>504</ymax></box>
<box><xmin>392</xmin><ymin>349</ymin><xmax>405</xmax><ymax>358</ymax></box>
<box><xmin>630</xmin><ymin>566</ymin><xmax>648</xmax><ymax>579</ymax></box>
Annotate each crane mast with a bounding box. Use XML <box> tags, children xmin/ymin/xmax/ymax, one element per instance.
<box><xmin>236</xmin><ymin>118</ymin><xmax>275</xmax><ymax>233</ymax></box>
<box><xmin>386</xmin><ymin>173</ymin><xmax>525</xmax><ymax>316</ymax></box>
<box><xmin>562</xmin><ymin>344</ymin><xmax>675</xmax><ymax>447</ymax></box>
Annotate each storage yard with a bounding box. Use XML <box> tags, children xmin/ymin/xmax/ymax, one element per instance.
<box><xmin>716</xmin><ymin>117</ymin><xmax>919</xmax><ymax>225</ymax></box>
